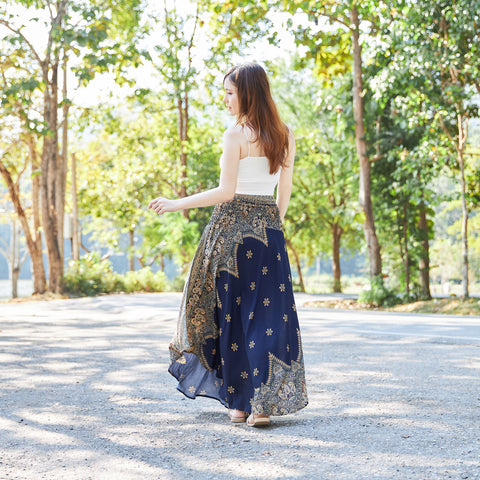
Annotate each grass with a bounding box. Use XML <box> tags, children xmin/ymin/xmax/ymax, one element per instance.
<box><xmin>388</xmin><ymin>297</ymin><xmax>480</xmax><ymax>316</ymax></box>
<box><xmin>305</xmin><ymin>296</ymin><xmax>480</xmax><ymax>316</ymax></box>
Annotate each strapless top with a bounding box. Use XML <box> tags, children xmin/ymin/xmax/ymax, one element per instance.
<box><xmin>234</xmin><ymin>156</ymin><xmax>281</xmax><ymax>196</ymax></box>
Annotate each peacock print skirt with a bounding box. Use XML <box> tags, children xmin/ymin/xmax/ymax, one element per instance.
<box><xmin>168</xmin><ymin>194</ymin><xmax>308</xmax><ymax>416</ymax></box>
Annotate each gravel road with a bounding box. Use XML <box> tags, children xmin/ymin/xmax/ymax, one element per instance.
<box><xmin>0</xmin><ymin>292</ymin><xmax>479</xmax><ymax>480</ymax></box>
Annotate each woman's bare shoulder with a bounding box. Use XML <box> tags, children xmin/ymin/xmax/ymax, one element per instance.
<box><xmin>223</xmin><ymin>125</ymin><xmax>245</xmax><ymax>147</ymax></box>
<box><xmin>223</xmin><ymin>124</ymin><xmax>244</xmax><ymax>138</ymax></box>
<box><xmin>285</xmin><ymin>123</ymin><xmax>294</xmax><ymax>138</ymax></box>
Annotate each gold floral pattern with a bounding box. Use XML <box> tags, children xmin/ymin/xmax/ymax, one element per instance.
<box><xmin>169</xmin><ymin>194</ymin><xmax>282</xmax><ymax>370</ymax></box>
<box><xmin>250</xmin><ymin>282</ymin><xmax>256</xmax><ymax>291</ymax></box>
<box><xmin>168</xmin><ymin>194</ymin><xmax>308</xmax><ymax>418</ymax></box>
<box><xmin>251</xmin><ymin>332</ymin><xmax>308</xmax><ymax>416</ymax></box>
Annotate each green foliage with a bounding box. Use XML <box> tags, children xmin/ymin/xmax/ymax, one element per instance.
<box><xmin>358</xmin><ymin>276</ymin><xmax>399</xmax><ymax>307</ymax></box>
<box><xmin>272</xmin><ymin>59</ymin><xmax>363</xmax><ymax>291</ymax></box>
<box><xmin>63</xmin><ymin>253</ymin><xmax>124</xmax><ymax>296</ymax></box>
<box><xmin>74</xmin><ymin>91</ymin><xmax>222</xmax><ymax>269</ymax></box>
<box><xmin>363</xmin><ymin>0</ymin><xmax>480</xmax><ymax>297</ymax></box>
<box><xmin>123</xmin><ymin>267</ymin><xmax>167</xmax><ymax>293</ymax></box>
<box><xmin>2</xmin><ymin>0</ymin><xmax>480</xmax><ymax>297</ymax></box>
<box><xmin>205</xmin><ymin>0</ymin><xmax>271</xmax><ymax>62</ymax></box>
<box><xmin>63</xmin><ymin>253</ymin><xmax>167</xmax><ymax>296</ymax></box>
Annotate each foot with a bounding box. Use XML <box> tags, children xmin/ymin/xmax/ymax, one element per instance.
<box><xmin>228</xmin><ymin>409</ymin><xmax>247</xmax><ymax>423</ymax></box>
<box><xmin>246</xmin><ymin>414</ymin><xmax>270</xmax><ymax>427</ymax></box>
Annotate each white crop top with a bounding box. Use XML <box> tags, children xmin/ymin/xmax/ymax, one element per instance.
<box><xmin>220</xmin><ymin>130</ymin><xmax>281</xmax><ymax>196</ymax></box>
<box><xmin>235</xmin><ymin>156</ymin><xmax>281</xmax><ymax>195</ymax></box>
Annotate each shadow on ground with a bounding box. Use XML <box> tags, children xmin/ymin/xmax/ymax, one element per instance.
<box><xmin>0</xmin><ymin>293</ymin><xmax>479</xmax><ymax>479</ymax></box>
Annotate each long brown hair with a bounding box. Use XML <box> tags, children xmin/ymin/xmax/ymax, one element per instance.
<box><xmin>224</xmin><ymin>63</ymin><xmax>290</xmax><ymax>174</ymax></box>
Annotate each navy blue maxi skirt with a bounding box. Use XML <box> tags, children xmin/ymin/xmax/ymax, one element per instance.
<box><xmin>169</xmin><ymin>194</ymin><xmax>308</xmax><ymax>416</ymax></box>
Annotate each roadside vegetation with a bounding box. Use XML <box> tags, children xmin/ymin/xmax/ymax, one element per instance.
<box><xmin>306</xmin><ymin>296</ymin><xmax>480</xmax><ymax>316</ymax></box>
<box><xmin>1</xmin><ymin>1</ymin><xmax>479</xmax><ymax>305</ymax></box>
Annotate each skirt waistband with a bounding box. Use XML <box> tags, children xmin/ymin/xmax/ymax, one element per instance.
<box><xmin>230</xmin><ymin>194</ymin><xmax>276</xmax><ymax>206</ymax></box>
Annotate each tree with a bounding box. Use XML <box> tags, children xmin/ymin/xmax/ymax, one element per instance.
<box><xmin>69</xmin><ymin>0</ymin><xmax>275</xmax><ymax>280</ymax></box>
<box><xmin>280</xmin><ymin>0</ymin><xmax>386</xmax><ymax>280</ymax></box>
<box><xmin>273</xmin><ymin>62</ymin><xmax>362</xmax><ymax>292</ymax></box>
<box><xmin>0</xmin><ymin>72</ymin><xmax>47</xmax><ymax>294</ymax></box>
<box><xmin>363</xmin><ymin>17</ymin><xmax>444</xmax><ymax>299</ymax></box>
<box><xmin>0</xmin><ymin>204</ymin><xmax>29</xmax><ymax>298</ymax></box>
<box><xmin>0</xmin><ymin>0</ymin><xmax>146</xmax><ymax>292</ymax></box>
<box><xmin>75</xmin><ymin>93</ymin><xmax>223</xmax><ymax>273</ymax></box>
<box><xmin>151</xmin><ymin>0</ymin><xmax>271</xmax><ymax>221</ymax></box>
<box><xmin>395</xmin><ymin>0</ymin><xmax>480</xmax><ymax>298</ymax></box>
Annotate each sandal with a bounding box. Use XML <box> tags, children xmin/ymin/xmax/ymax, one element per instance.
<box><xmin>246</xmin><ymin>414</ymin><xmax>270</xmax><ymax>427</ymax></box>
<box><xmin>228</xmin><ymin>409</ymin><xmax>247</xmax><ymax>423</ymax></box>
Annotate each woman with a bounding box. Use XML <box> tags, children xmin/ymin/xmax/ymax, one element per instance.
<box><xmin>148</xmin><ymin>63</ymin><xmax>308</xmax><ymax>427</ymax></box>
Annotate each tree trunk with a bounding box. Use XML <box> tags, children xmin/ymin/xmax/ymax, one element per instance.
<box><xmin>458</xmin><ymin>114</ymin><xmax>469</xmax><ymax>298</ymax></box>
<box><xmin>403</xmin><ymin>202</ymin><xmax>410</xmax><ymax>297</ymax></box>
<box><xmin>0</xmin><ymin>161</ymin><xmax>46</xmax><ymax>295</ymax></box>
<box><xmin>418</xmin><ymin>199</ymin><xmax>431</xmax><ymax>300</ymax></box>
<box><xmin>178</xmin><ymin>94</ymin><xmax>189</xmax><ymax>219</ymax></box>
<box><xmin>351</xmin><ymin>6</ymin><xmax>382</xmax><ymax>279</ymax></box>
<box><xmin>286</xmin><ymin>238</ymin><xmax>305</xmax><ymax>292</ymax></box>
<box><xmin>28</xmin><ymin>138</ymin><xmax>47</xmax><ymax>294</ymax></box>
<box><xmin>57</xmin><ymin>53</ymin><xmax>69</xmax><ymax>265</ymax></box>
<box><xmin>11</xmin><ymin>265</ymin><xmax>20</xmax><ymax>299</ymax></box>
<box><xmin>41</xmin><ymin>61</ymin><xmax>63</xmax><ymax>293</ymax></box>
<box><xmin>332</xmin><ymin>223</ymin><xmax>343</xmax><ymax>293</ymax></box>
<box><xmin>39</xmin><ymin>3</ymin><xmax>68</xmax><ymax>294</ymax></box>
<box><xmin>10</xmin><ymin>217</ymin><xmax>19</xmax><ymax>299</ymax></box>
<box><xmin>71</xmin><ymin>153</ymin><xmax>80</xmax><ymax>261</ymax></box>
<box><xmin>129</xmin><ymin>229</ymin><xmax>135</xmax><ymax>271</ymax></box>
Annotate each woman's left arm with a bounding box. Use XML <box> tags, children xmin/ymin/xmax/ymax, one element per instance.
<box><xmin>276</xmin><ymin>129</ymin><xmax>295</xmax><ymax>221</ymax></box>
<box><xmin>148</xmin><ymin>129</ymin><xmax>241</xmax><ymax>215</ymax></box>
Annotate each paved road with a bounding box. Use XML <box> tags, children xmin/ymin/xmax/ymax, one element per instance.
<box><xmin>0</xmin><ymin>293</ymin><xmax>479</xmax><ymax>480</ymax></box>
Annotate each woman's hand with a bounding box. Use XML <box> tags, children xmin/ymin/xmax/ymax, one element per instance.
<box><xmin>148</xmin><ymin>196</ymin><xmax>179</xmax><ymax>215</ymax></box>
<box><xmin>147</xmin><ymin>128</ymin><xmax>241</xmax><ymax>215</ymax></box>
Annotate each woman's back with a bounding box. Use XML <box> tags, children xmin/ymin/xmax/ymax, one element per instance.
<box><xmin>234</xmin><ymin>128</ymin><xmax>281</xmax><ymax>196</ymax></box>
<box><xmin>235</xmin><ymin>156</ymin><xmax>280</xmax><ymax>196</ymax></box>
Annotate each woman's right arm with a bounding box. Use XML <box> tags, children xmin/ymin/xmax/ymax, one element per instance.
<box><xmin>276</xmin><ymin>129</ymin><xmax>295</xmax><ymax>221</ymax></box>
<box><xmin>148</xmin><ymin>129</ymin><xmax>241</xmax><ymax>215</ymax></box>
